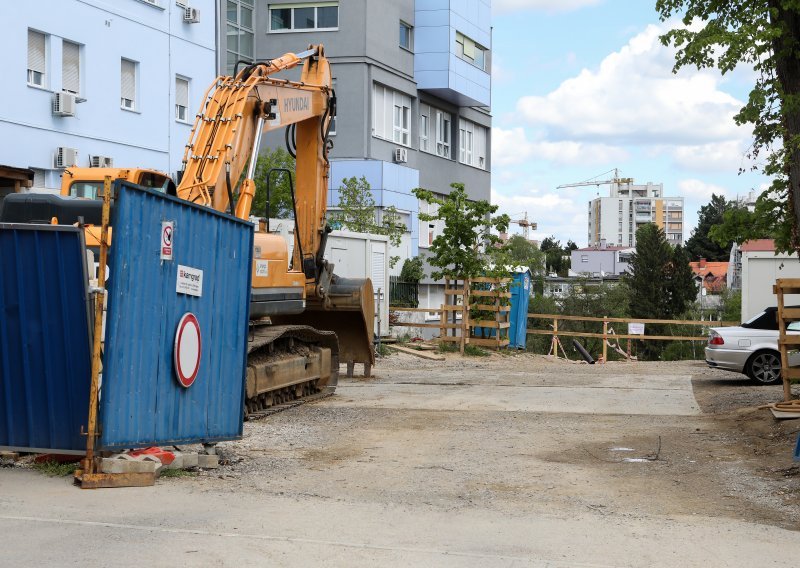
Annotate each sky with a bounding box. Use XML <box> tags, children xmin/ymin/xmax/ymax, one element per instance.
<box><xmin>488</xmin><ymin>0</ymin><xmax>769</xmax><ymax>247</ymax></box>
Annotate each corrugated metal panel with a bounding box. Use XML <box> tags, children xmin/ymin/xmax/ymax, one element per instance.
<box><xmin>0</xmin><ymin>224</ymin><xmax>92</xmax><ymax>453</ymax></box>
<box><xmin>509</xmin><ymin>270</ymin><xmax>531</xmax><ymax>350</ymax></box>
<box><xmin>99</xmin><ymin>183</ymin><xmax>253</xmax><ymax>450</ymax></box>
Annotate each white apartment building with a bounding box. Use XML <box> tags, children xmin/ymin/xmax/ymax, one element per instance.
<box><xmin>587</xmin><ymin>181</ymin><xmax>684</xmax><ymax>248</ymax></box>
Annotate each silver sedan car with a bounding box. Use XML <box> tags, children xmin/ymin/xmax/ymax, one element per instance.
<box><xmin>704</xmin><ymin>307</ymin><xmax>795</xmax><ymax>385</ymax></box>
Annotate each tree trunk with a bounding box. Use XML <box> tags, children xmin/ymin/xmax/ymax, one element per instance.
<box><xmin>769</xmin><ymin>2</ymin><xmax>800</xmax><ymax>249</ymax></box>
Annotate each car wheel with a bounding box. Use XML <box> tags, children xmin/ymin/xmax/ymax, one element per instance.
<box><xmin>746</xmin><ymin>351</ymin><xmax>782</xmax><ymax>385</ymax></box>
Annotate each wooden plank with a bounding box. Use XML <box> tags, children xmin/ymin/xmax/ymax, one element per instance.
<box><xmin>441</xmin><ymin>304</ymin><xmax>464</xmax><ymax>311</ymax></box>
<box><xmin>471</xmin><ymin>320</ymin><xmax>511</xmax><ymax>329</ymax></box>
<box><xmin>392</xmin><ymin>322</ymin><xmax>462</xmax><ymax>329</ymax></box>
<box><xmin>780</xmin><ymin>307</ymin><xmax>800</xmax><ymax>320</ymax></box>
<box><xmin>471</xmin><ymin>290</ymin><xmax>512</xmax><ymax>298</ymax></box>
<box><xmin>471</xmin><ymin>304</ymin><xmax>511</xmax><ymax>312</ymax></box>
<box><xmin>387</xmin><ymin>344</ymin><xmax>445</xmax><ymax>361</ymax></box>
<box><xmin>779</xmin><ymin>336</ymin><xmax>800</xmax><ymax>346</ymax></box>
<box><xmin>469</xmin><ymin>337</ymin><xmax>510</xmax><ymax>347</ymax></box>
<box><xmin>527</xmin><ymin>313</ymin><xmax>739</xmax><ymax>326</ymax></box>
<box><xmin>389</xmin><ymin>307</ymin><xmax>442</xmax><ymax>313</ymax></box>
<box><xmin>439</xmin><ymin>336</ymin><xmax>462</xmax><ymax>343</ymax></box>
<box><xmin>526</xmin><ymin>329</ymin><xmax>708</xmax><ymax>341</ymax></box>
<box><xmin>471</xmin><ymin>277</ymin><xmax>512</xmax><ymax>284</ymax></box>
<box><xmin>444</xmin><ymin>289</ymin><xmax>464</xmax><ymax>295</ymax></box>
<box><xmin>782</xmin><ymin>367</ymin><xmax>800</xmax><ymax>380</ymax></box>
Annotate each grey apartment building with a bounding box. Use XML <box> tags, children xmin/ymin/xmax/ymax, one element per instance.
<box><xmin>219</xmin><ymin>1</ymin><xmax>492</xmax><ymax>303</ymax></box>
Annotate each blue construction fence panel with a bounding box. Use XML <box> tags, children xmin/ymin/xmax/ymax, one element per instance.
<box><xmin>0</xmin><ymin>224</ymin><xmax>92</xmax><ymax>453</ymax></box>
<box><xmin>99</xmin><ymin>183</ymin><xmax>253</xmax><ymax>451</ymax></box>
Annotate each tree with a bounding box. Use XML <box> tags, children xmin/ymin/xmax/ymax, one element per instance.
<box><xmin>399</xmin><ymin>257</ymin><xmax>425</xmax><ymax>282</ymax></box>
<box><xmin>412</xmin><ymin>183</ymin><xmax>510</xmax><ymax>280</ymax></box>
<box><xmin>252</xmin><ymin>147</ymin><xmax>296</xmax><ymax>218</ymax></box>
<box><xmin>667</xmin><ymin>244</ymin><xmax>699</xmax><ymax>316</ymax></box>
<box><xmin>657</xmin><ymin>1</ymin><xmax>800</xmax><ymax>253</ymax></box>
<box><xmin>709</xmin><ymin>199</ymin><xmax>776</xmax><ymax>246</ymax></box>
<box><xmin>539</xmin><ymin>236</ymin><xmax>571</xmax><ymax>276</ymax></box>
<box><xmin>626</xmin><ymin>224</ymin><xmax>675</xmax><ymax>320</ymax></box>
<box><xmin>685</xmin><ymin>194</ymin><xmax>734</xmax><ymax>260</ymax></box>
<box><xmin>499</xmin><ymin>234</ymin><xmax>545</xmax><ymax>276</ymax></box>
<box><xmin>330</xmin><ymin>176</ymin><xmax>405</xmax><ymax>267</ymax></box>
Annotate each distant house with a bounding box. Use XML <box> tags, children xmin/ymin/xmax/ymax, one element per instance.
<box><xmin>570</xmin><ymin>240</ymin><xmax>634</xmax><ymax>277</ymax></box>
<box><xmin>689</xmin><ymin>258</ymin><xmax>728</xmax><ymax>312</ymax></box>
<box><xmin>544</xmin><ymin>274</ymin><xmax>622</xmax><ymax>299</ymax></box>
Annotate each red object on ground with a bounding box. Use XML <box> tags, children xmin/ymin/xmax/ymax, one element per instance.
<box><xmin>128</xmin><ymin>447</ymin><xmax>175</xmax><ymax>465</ymax></box>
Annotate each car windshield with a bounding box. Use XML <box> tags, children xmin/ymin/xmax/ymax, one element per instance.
<box><xmin>741</xmin><ymin>309</ymin><xmax>778</xmax><ymax>330</ymax></box>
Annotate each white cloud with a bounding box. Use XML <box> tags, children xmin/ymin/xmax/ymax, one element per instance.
<box><xmin>515</xmin><ymin>24</ymin><xmax>746</xmax><ymax>146</ymax></box>
<box><xmin>677</xmin><ymin>179</ymin><xmax>733</xmax><ymax>202</ymax></box>
<box><xmin>493</xmin><ymin>0</ymin><xmax>602</xmax><ymax>15</ymax></box>
<box><xmin>491</xmin><ymin>189</ymin><xmax>587</xmax><ymax>243</ymax></box>
<box><xmin>672</xmin><ymin>140</ymin><xmax>753</xmax><ymax>173</ymax></box>
<box><xmin>492</xmin><ymin>127</ymin><xmax>629</xmax><ymax>167</ymax></box>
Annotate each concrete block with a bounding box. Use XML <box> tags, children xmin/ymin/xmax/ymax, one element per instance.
<box><xmin>181</xmin><ymin>452</ymin><xmax>199</xmax><ymax>468</ymax></box>
<box><xmin>100</xmin><ymin>457</ymin><xmax>157</xmax><ymax>474</ymax></box>
<box><xmin>163</xmin><ymin>453</ymin><xmax>184</xmax><ymax>470</ymax></box>
<box><xmin>197</xmin><ymin>454</ymin><xmax>219</xmax><ymax>469</ymax></box>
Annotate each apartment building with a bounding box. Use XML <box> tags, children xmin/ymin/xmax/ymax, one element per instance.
<box><xmin>587</xmin><ymin>181</ymin><xmax>684</xmax><ymax>248</ymax></box>
<box><xmin>220</xmin><ymin>0</ymin><xmax>492</xmax><ymax>298</ymax></box>
<box><xmin>0</xmin><ymin>0</ymin><xmax>216</xmax><ymax>195</ymax></box>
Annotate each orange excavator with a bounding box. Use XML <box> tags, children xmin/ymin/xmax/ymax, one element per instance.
<box><xmin>1</xmin><ymin>45</ymin><xmax>375</xmax><ymax>414</ymax></box>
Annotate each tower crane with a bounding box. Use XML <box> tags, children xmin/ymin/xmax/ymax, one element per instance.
<box><xmin>508</xmin><ymin>211</ymin><xmax>537</xmax><ymax>240</ymax></box>
<box><xmin>557</xmin><ymin>168</ymin><xmax>633</xmax><ymax>192</ymax></box>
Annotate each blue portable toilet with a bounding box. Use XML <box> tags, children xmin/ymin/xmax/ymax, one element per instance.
<box><xmin>508</xmin><ymin>267</ymin><xmax>532</xmax><ymax>349</ymax></box>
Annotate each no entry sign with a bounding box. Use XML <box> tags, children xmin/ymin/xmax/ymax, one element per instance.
<box><xmin>174</xmin><ymin>313</ymin><xmax>201</xmax><ymax>388</ymax></box>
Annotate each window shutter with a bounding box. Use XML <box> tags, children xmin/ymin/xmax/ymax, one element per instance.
<box><xmin>175</xmin><ymin>77</ymin><xmax>189</xmax><ymax>108</ymax></box>
<box><xmin>62</xmin><ymin>41</ymin><xmax>80</xmax><ymax>93</ymax></box>
<box><xmin>28</xmin><ymin>30</ymin><xmax>45</xmax><ymax>73</ymax></box>
<box><xmin>121</xmin><ymin>59</ymin><xmax>136</xmax><ymax>101</ymax></box>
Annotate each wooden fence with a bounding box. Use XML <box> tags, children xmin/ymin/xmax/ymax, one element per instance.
<box><xmin>390</xmin><ymin>306</ymin><xmax>738</xmax><ymax>360</ymax></box>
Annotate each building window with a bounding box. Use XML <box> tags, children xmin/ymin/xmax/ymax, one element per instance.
<box><xmin>269</xmin><ymin>2</ymin><xmax>338</xmax><ymax>32</ymax></box>
<box><xmin>458</xmin><ymin>118</ymin><xmax>487</xmax><ymax>169</ymax></box>
<box><xmin>120</xmin><ymin>58</ymin><xmax>137</xmax><ymax>110</ymax></box>
<box><xmin>399</xmin><ymin>21</ymin><xmax>413</xmax><ymax>50</ymax></box>
<box><xmin>62</xmin><ymin>40</ymin><xmax>81</xmax><ymax>95</ymax></box>
<box><xmin>581</xmin><ymin>255</ymin><xmax>589</xmax><ymax>263</ymax></box>
<box><xmin>372</xmin><ymin>83</ymin><xmax>411</xmax><ymax>146</ymax></box>
<box><xmin>419</xmin><ymin>113</ymin><xmax>429</xmax><ymax>152</ymax></box>
<box><xmin>455</xmin><ymin>31</ymin><xmax>488</xmax><ymax>71</ymax></box>
<box><xmin>175</xmin><ymin>76</ymin><xmax>189</xmax><ymax>122</ymax></box>
<box><xmin>435</xmin><ymin>110</ymin><xmax>451</xmax><ymax>158</ymax></box>
<box><xmin>227</xmin><ymin>0</ymin><xmax>255</xmax><ymax>76</ymax></box>
<box><xmin>27</xmin><ymin>30</ymin><xmax>46</xmax><ymax>87</ymax></box>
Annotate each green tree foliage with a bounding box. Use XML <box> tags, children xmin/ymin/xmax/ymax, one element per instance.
<box><xmin>539</xmin><ymin>237</ymin><xmax>573</xmax><ymax>276</ymax></box>
<box><xmin>252</xmin><ymin>147</ymin><xmax>296</xmax><ymax>218</ymax></box>
<box><xmin>399</xmin><ymin>257</ymin><xmax>425</xmax><ymax>282</ymax></box>
<box><xmin>498</xmin><ymin>234</ymin><xmax>545</xmax><ymax>276</ymax></box>
<box><xmin>685</xmin><ymin>194</ymin><xmax>735</xmax><ymax>260</ymax></box>
<box><xmin>330</xmin><ymin>176</ymin><xmax>405</xmax><ymax>267</ymax></box>
<box><xmin>668</xmin><ymin>244</ymin><xmax>699</xmax><ymax>315</ymax></box>
<box><xmin>709</xmin><ymin>200</ymin><xmax>776</xmax><ymax>246</ymax></box>
<box><xmin>657</xmin><ymin>0</ymin><xmax>800</xmax><ymax>253</ymax></box>
<box><xmin>412</xmin><ymin>183</ymin><xmax>510</xmax><ymax>280</ymax></box>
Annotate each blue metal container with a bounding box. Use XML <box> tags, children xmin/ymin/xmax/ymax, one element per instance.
<box><xmin>98</xmin><ymin>183</ymin><xmax>253</xmax><ymax>450</ymax></box>
<box><xmin>0</xmin><ymin>224</ymin><xmax>92</xmax><ymax>453</ymax></box>
<box><xmin>509</xmin><ymin>268</ymin><xmax>532</xmax><ymax>349</ymax></box>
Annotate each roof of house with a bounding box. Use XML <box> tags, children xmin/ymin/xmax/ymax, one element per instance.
<box><xmin>689</xmin><ymin>261</ymin><xmax>729</xmax><ymax>292</ymax></box>
<box><xmin>574</xmin><ymin>246</ymin><xmax>632</xmax><ymax>252</ymax></box>
<box><xmin>740</xmin><ymin>239</ymin><xmax>775</xmax><ymax>252</ymax></box>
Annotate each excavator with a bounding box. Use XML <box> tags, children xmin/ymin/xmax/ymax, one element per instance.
<box><xmin>0</xmin><ymin>45</ymin><xmax>375</xmax><ymax>414</ymax></box>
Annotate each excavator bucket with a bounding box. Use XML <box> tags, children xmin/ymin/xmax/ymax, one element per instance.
<box><xmin>273</xmin><ymin>275</ymin><xmax>375</xmax><ymax>376</ymax></box>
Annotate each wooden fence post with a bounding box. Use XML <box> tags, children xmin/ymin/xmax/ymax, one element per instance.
<box><xmin>602</xmin><ymin>318</ymin><xmax>608</xmax><ymax>364</ymax></box>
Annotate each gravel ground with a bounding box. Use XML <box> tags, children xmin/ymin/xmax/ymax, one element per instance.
<box><xmin>192</xmin><ymin>352</ymin><xmax>800</xmax><ymax>531</ymax></box>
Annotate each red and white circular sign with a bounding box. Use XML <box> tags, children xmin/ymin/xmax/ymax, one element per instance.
<box><xmin>174</xmin><ymin>313</ymin><xmax>202</xmax><ymax>388</ymax></box>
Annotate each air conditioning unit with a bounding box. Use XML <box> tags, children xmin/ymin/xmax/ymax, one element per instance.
<box><xmin>183</xmin><ymin>6</ymin><xmax>200</xmax><ymax>23</ymax></box>
<box><xmin>52</xmin><ymin>92</ymin><xmax>76</xmax><ymax>117</ymax></box>
<box><xmin>90</xmin><ymin>155</ymin><xmax>114</xmax><ymax>168</ymax></box>
<box><xmin>394</xmin><ymin>148</ymin><xmax>408</xmax><ymax>163</ymax></box>
<box><xmin>54</xmin><ymin>147</ymin><xmax>78</xmax><ymax>169</ymax></box>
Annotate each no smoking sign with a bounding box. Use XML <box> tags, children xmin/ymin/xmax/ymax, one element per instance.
<box><xmin>161</xmin><ymin>221</ymin><xmax>174</xmax><ymax>260</ymax></box>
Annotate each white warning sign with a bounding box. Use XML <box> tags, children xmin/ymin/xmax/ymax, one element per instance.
<box><xmin>176</xmin><ymin>265</ymin><xmax>203</xmax><ymax>297</ymax></box>
<box><xmin>161</xmin><ymin>221</ymin><xmax>174</xmax><ymax>261</ymax></box>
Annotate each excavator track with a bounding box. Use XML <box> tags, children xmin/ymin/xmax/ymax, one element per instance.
<box><xmin>244</xmin><ymin>323</ymin><xmax>339</xmax><ymax>418</ymax></box>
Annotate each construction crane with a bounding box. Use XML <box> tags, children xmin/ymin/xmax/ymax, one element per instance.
<box><xmin>557</xmin><ymin>168</ymin><xmax>634</xmax><ymax>192</ymax></box>
<box><xmin>508</xmin><ymin>211</ymin><xmax>537</xmax><ymax>240</ymax></box>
